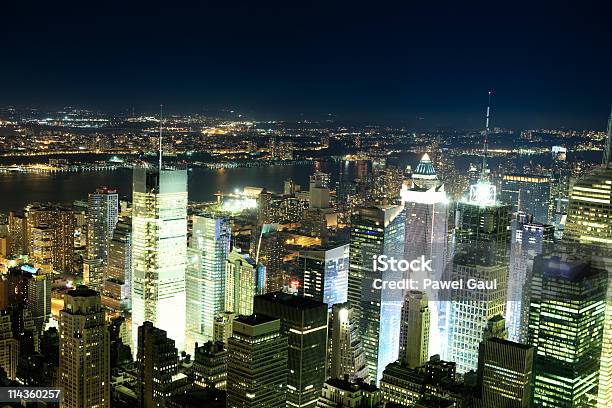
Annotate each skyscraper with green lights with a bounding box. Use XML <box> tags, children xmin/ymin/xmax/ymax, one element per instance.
<box><xmin>528</xmin><ymin>247</ymin><xmax>607</xmax><ymax>407</ymax></box>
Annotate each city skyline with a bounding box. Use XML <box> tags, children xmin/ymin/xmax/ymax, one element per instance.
<box><xmin>1</xmin><ymin>3</ymin><xmax>611</xmax><ymax>408</ymax></box>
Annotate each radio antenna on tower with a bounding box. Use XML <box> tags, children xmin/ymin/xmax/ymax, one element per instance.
<box><xmin>159</xmin><ymin>104</ymin><xmax>163</xmax><ymax>170</ymax></box>
<box><xmin>481</xmin><ymin>91</ymin><xmax>493</xmax><ymax>181</ymax></box>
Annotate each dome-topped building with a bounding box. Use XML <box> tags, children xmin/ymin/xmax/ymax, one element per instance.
<box><xmin>412</xmin><ymin>153</ymin><xmax>440</xmax><ymax>190</ymax></box>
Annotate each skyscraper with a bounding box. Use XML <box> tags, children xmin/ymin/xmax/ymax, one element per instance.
<box><xmin>527</xmin><ymin>248</ymin><xmax>607</xmax><ymax>407</ymax></box>
<box><xmin>253</xmin><ymin>292</ymin><xmax>328</xmax><ymax>407</ymax></box>
<box><xmin>0</xmin><ymin>312</ymin><xmax>19</xmax><ymax>380</ymax></box>
<box><xmin>4</xmin><ymin>264</ymin><xmax>52</xmax><ymax>334</ymax></box>
<box><xmin>131</xmin><ymin>166</ymin><xmax>188</xmax><ymax>353</ymax></box>
<box><xmin>224</xmin><ymin>247</ymin><xmax>265</xmax><ymax>316</ymax></box>
<box><xmin>136</xmin><ymin>321</ymin><xmax>180</xmax><ymax>408</ymax></box>
<box><xmin>398</xmin><ymin>291</ymin><xmax>430</xmax><ymax>369</ymax></box>
<box><xmin>186</xmin><ymin>214</ymin><xmax>231</xmax><ymax>349</ymax></box>
<box><xmin>8</xmin><ymin>211</ymin><xmax>26</xmax><ymax>257</ymax></box>
<box><xmin>102</xmin><ymin>219</ymin><xmax>132</xmax><ymax>311</ymax></box>
<box><xmin>400</xmin><ymin>156</ymin><xmax>451</xmax><ymax>357</ymax></box>
<box><xmin>328</xmin><ymin>303</ymin><xmax>369</xmax><ymax>382</ymax></box>
<box><xmin>506</xmin><ymin>218</ymin><xmax>554</xmax><ymax>343</ymax></box>
<box><xmin>227</xmin><ymin>315</ymin><xmax>288</xmax><ymax>408</ymax></box>
<box><xmin>297</xmin><ymin>243</ymin><xmax>350</xmax><ymax>310</ymax></box>
<box><xmin>447</xmin><ymin>186</ymin><xmax>511</xmax><ymax>373</ymax></box>
<box><xmin>563</xmin><ymin>107</ymin><xmax>612</xmax><ymax>408</ymax></box>
<box><xmin>477</xmin><ymin>337</ymin><xmax>534</xmax><ymax>407</ymax></box>
<box><xmin>348</xmin><ymin>205</ymin><xmax>405</xmax><ymax>382</ymax></box>
<box><xmin>59</xmin><ymin>285</ymin><xmax>110</xmax><ymax>408</ymax></box>
<box><xmin>500</xmin><ymin>174</ymin><xmax>552</xmax><ymax>224</ymax></box>
<box><xmin>86</xmin><ymin>187</ymin><xmax>119</xmax><ymax>290</ymax></box>
<box><xmin>25</xmin><ymin>204</ymin><xmax>76</xmax><ymax>274</ymax></box>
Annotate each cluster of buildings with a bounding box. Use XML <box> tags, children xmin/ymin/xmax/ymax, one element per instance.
<box><xmin>0</xmin><ymin>110</ymin><xmax>611</xmax><ymax>408</ymax></box>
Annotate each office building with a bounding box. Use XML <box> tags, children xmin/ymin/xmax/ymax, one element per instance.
<box><xmin>506</xmin><ymin>218</ymin><xmax>553</xmax><ymax>343</ymax></box>
<box><xmin>0</xmin><ymin>312</ymin><xmax>19</xmax><ymax>380</ymax></box>
<box><xmin>477</xmin><ymin>337</ymin><xmax>534</xmax><ymax>407</ymax></box>
<box><xmin>563</xmin><ymin>108</ymin><xmax>612</xmax><ymax>408</ymax></box>
<box><xmin>527</xmin><ymin>248</ymin><xmax>607</xmax><ymax>407</ymax></box>
<box><xmin>227</xmin><ymin>315</ymin><xmax>288</xmax><ymax>408</ymax></box>
<box><xmin>225</xmin><ymin>247</ymin><xmax>265</xmax><ymax>316</ymax></box>
<box><xmin>25</xmin><ymin>204</ymin><xmax>76</xmax><ymax>274</ymax></box>
<box><xmin>400</xmin><ymin>164</ymin><xmax>451</xmax><ymax>357</ymax></box>
<box><xmin>186</xmin><ymin>215</ymin><xmax>231</xmax><ymax>349</ymax></box>
<box><xmin>4</xmin><ymin>264</ymin><xmax>52</xmax><ymax>334</ymax></box>
<box><xmin>254</xmin><ymin>292</ymin><xmax>328</xmax><ymax>407</ymax></box>
<box><xmin>297</xmin><ymin>243</ymin><xmax>349</xmax><ymax>310</ymax></box>
<box><xmin>29</xmin><ymin>224</ymin><xmax>55</xmax><ymax>274</ymax></box>
<box><xmin>131</xmin><ymin>166</ymin><xmax>188</xmax><ymax>353</ymax></box>
<box><xmin>399</xmin><ymin>291</ymin><xmax>430</xmax><ymax>369</ymax></box>
<box><xmin>8</xmin><ymin>211</ymin><xmax>26</xmax><ymax>257</ymax></box>
<box><xmin>86</xmin><ymin>187</ymin><xmax>119</xmax><ymax>271</ymax></box>
<box><xmin>500</xmin><ymin>174</ymin><xmax>552</xmax><ymax>223</ymax></box>
<box><xmin>448</xmin><ymin>179</ymin><xmax>511</xmax><ymax>374</ymax></box>
<box><xmin>102</xmin><ymin>219</ymin><xmax>132</xmax><ymax>311</ymax></box>
<box><xmin>136</xmin><ymin>321</ymin><xmax>180</xmax><ymax>408</ymax></box>
<box><xmin>192</xmin><ymin>341</ymin><xmax>227</xmax><ymax>390</ymax></box>
<box><xmin>328</xmin><ymin>303</ymin><xmax>369</xmax><ymax>382</ymax></box>
<box><xmin>59</xmin><ymin>286</ymin><xmax>110</xmax><ymax>408</ymax></box>
<box><xmin>317</xmin><ymin>377</ymin><xmax>383</xmax><ymax>408</ymax></box>
<box><xmin>348</xmin><ymin>205</ymin><xmax>405</xmax><ymax>382</ymax></box>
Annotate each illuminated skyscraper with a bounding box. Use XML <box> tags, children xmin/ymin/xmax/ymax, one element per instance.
<box><xmin>8</xmin><ymin>211</ymin><xmax>26</xmax><ymax>257</ymax></box>
<box><xmin>506</xmin><ymin>218</ymin><xmax>553</xmax><ymax>343</ymax></box>
<box><xmin>447</xmin><ymin>97</ymin><xmax>512</xmax><ymax>373</ymax></box>
<box><xmin>563</xmin><ymin>107</ymin><xmax>612</xmax><ymax>408</ymax></box>
<box><xmin>254</xmin><ymin>292</ymin><xmax>328</xmax><ymax>407</ymax></box>
<box><xmin>102</xmin><ymin>219</ymin><xmax>132</xmax><ymax>311</ymax></box>
<box><xmin>29</xmin><ymin>225</ymin><xmax>55</xmax><ymax>275</ymax></box>
<box><xmin>400</xmin><ymin>156</ymin><xmax>451</xmax><ymax>357</ymax></box>
<box><xmin>4</xmin><ymin>264</ymin><xmax>52</xmax><ymax>334</ymax></box>
<box><xmin>186</xmin><ymin>214</ymin><xmax>231</xmax><ymax>349</ymax></box>
<box><xmin>297</xmin><ymin>243</ymin><xmax>349</xmax><ymax>310</ymax></box>
<box><xmin>131</xmin><ymin>166</ymin><xmax>188</xmax><ymax>353</ymax></box>
<box><xmin>227</xmin><ymin>315</ymin><xmax>288</xmax><ymax>408</ymax></box>
<box><xmin>527</xmin><ymin>248</ymin><xmax>607</xmax><ymax>407</ymax></box>
<box><xmin>500</xmin><ymin>174</ymin><xmax>552</xmax><ymax>223</ymax></box>
<box><xmin>25</xmin><ymin>204</ymin><xmax>76</xmax><ymax>274</ymax></box>
<box><xmin>398</xmin><ymin>291</ymin><xmax>430</xmax><ymax>369</ymax></box>
<box><xmin>348</xmin><ymin>205</ymin><xmax>405</xmax><ymax>382</ymax></box>
<box><xmin>477</xmin><ymin>337</ymin><xmax>534</xmax><ymax>407</ymax></box>
<box><xmin>224</xmin><ymin>247</ymin><xmax>265</xmax><ymax>316</ymax></box>
<box><xmin>328</xmin><ymin>303</ymin><xmax>369</xmax><ymax>382</ymax></box>
<box><xmin>86</xmin><ymin>187</ymin><xmax>119</xmax><ymax>290</ymax></box>
<box><xmin>59</xmin><ymin>286</ymin><xmax>110</xmax><ymax>408</ymax></box>
<box><xmin>448</xmin><ymin>194</ymin><xmax>510</xmax><ymax>373</ymax></box>
<box><xmin>136</xmin><ymin>321</ymin><xmax>180</xmax><ymax>408</ymax></box>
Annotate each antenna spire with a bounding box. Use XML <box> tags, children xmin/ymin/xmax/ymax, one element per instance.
<box><xmin>481</xmin><ymin>91</ymin><xmax>493</xmax><ymax>181</ymax></box>
<box><xmin>159</xmin><ymin>104</ymin><xmax>163</xmax><ymax>170</ymax></box>
<box><xmin>603</xmin><ymin>105</ymin><xmax>612</xmax><ymax>166</ymax></box>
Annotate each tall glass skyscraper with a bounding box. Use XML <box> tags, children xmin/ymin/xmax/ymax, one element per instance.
<box><xmin>528</xmin><ymin>247</ymin><xmax>607</xmax><ymax>407</ymax></box>
<box><xmin>448</xmin><ymin>182</ymin><xmax>511</xmax><ymax>373</ymax></box>
<box><xmin>348</xmin><ymin>205</ymin><xmax>405</xmax><ymax>383</ymax></box>
<box><xmin>131</xmin><ymin>166</ymin><xmax>188</xmax><ymax>353</ymax></box>
<box><xmin>297</xmin><ymin>243</ymin><xmax>349</xmax><ymax>310</ymax></box>
<box><xmin>400</xmin><ymin>154</ymin><xmax>452</xmax><ymax>357</ymax></box>
<box><xmin>506</xmin><ymin>218</ymin><xmax>554</xmax><ymax>343</ymax></box>
<box><xmin>563</xmin><ymin>108</ymin><xmax>612</xmax><ymax>407</ymax></box>
<box><xmin>500</xmin><ymin>174</ymin><xmax>552</xmax><ymax>224</ymax></box>
<box><xmin>186</xmin><ymin>214</ymin><xmax>231</xmax><ymax>350</ymax></box>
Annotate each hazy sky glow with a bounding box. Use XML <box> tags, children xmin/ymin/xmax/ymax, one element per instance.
<box><xmin>2</xmin><ymin>1</ymin><xmax>611</xmax><ymax>128</ymax></box>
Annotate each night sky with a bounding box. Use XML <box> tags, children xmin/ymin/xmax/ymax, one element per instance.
<box><xmin>2</xmin><ymin>1</ymin><xmax>611</xmax><ymax>129</ymax></box>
